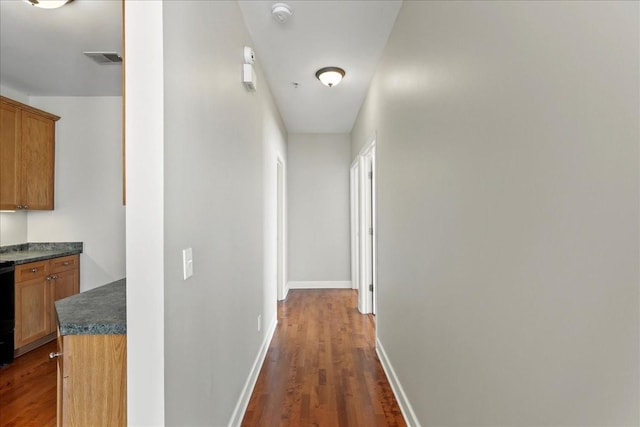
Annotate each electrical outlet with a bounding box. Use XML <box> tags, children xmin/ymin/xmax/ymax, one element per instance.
<box><xmin>257</xmin><ymin>314</ymin><xmax>262</xmax><ymax>332</ymax></box>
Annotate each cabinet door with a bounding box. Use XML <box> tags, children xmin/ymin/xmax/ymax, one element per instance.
<box><xmin>15</xmin><ymin>277</ymin><xmax>50</xmax><ymax>348</ymax></box>
<box><xmin>60</xmin><ymin>334</ymin><xmax>127</xmax><ymax>427</ymax></box>
<box><xmin>20</xmin><ymin>110</ymin><xmax>55</xmax><ymax>210</ymax></box>
<box><xmin>56</xmin><ymin>328</ymin><xmax>64</xmax><ymax>427</ymax></box>
<box><xmin>50</xmin><ymin>268</ymin><xmax>79</xmax><ymax>334</ymax></box>
<box><xmin>0</xmin><ymin>102</ymin><xmax>20</xmax><ymax>210</ymax></box>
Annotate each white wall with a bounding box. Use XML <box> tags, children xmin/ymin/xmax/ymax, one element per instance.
<box><xmin>352</xmin><ymin>1</ymin><xmax>639</xmax><ymax>425</ymax></box>
<box><xmin>262</xmin><ymin>92</ymin><xmax>288</xmax><ymax>305</ymax></box>
<box><xmin>26</xmin><ymin>97</ymin><xmax>125</xmax><ymax>290</ymax></box>
<box><xmin>0</xmin><ymin>85</ymin><xmax>27</xmax><ymax>103</ymax></box>
<box><xmin>124</xmin><ymin>1</ymin><xmax>165</xmax><ymax>425</ymax></box>
<box><xmin>0</xmin><ymin>213</ymin><xmax>27</xmax><ymax>246</ymax></box>
<box><xmin>163</xmin><ymin>2</ymin><xmax>286</xmax><ymax>423</ymax></box>
<box><xmin>288</xmin><ymin>133</ymin><xmax>351</xmax><ymax>282</ymax></box>
<box><xmin>126</xmin><ymin>1</ymin><xmax>287</xmax><ymax>424</ymax></box>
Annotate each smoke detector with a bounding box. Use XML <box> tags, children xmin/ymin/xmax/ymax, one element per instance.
<box><xmin>84</xmin><ymin>52</ymin><xmax>122</xmax><ymax>64</ymax></box>
<box><xmin>271</xmin><ymin>3</ymin><xmax>293</xmax><ymax>23</ymax></box>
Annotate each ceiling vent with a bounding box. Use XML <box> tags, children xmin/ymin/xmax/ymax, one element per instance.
<box><xmin>83</xmin><ymin>52</ymin><xmax>122</xmax><ymax>64</ymax></box>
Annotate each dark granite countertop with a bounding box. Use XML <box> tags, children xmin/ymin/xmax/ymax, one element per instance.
<box><xmin>0</xmin><ymin>242</ymin><xmax>83</xmax><ymax>265</ymax></box>
<box><xmin>55</xmin><ymin>279</ymin><xmax>126</xmax><ymax>336</ymax></box>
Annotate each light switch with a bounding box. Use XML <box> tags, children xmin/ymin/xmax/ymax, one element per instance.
<box><xmin>182</xmin><ymin>248</ymin><xmax>193</xmax><ymax>280</ymax></box>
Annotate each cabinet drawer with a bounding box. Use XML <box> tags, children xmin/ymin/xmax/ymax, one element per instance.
<box><xmin>51</xmin><ymin>255</ymin><xmax>79</xmax><ymax>274</ymax></box>
<box><xmin>15</xmin><ymin>261</ymin><xmax>50</xmax><ymax>282</ymax></box>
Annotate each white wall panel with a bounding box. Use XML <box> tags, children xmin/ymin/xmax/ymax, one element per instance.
<box><xmin>352</xmin><ymin>1</ymin><xmax>639</xmax><ymax>425</ymax></box>
<box><xmin>288</xmin><ymin>133</ymin><xmax>351</xmax><ymax>282</ymax></box>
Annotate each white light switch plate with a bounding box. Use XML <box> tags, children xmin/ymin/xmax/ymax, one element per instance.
<box><xmin>182</xmin><ymin>248</ymin><xmax>193</xmax><ymax>280</ymax></box>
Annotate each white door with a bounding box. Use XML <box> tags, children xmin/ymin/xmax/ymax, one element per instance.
<box><xmin>352</xmin><ymin>140</ymin><xmax>376</xmax><ymax>315</ymax></box>
<box><xmin>363</xmin><ymin>149</ymin><xmax>375</xmax><ymax>315</ymax></box>
<box><xmin>370</xmin><ymin>148</ymin><xmax>377</xmax><ymax>315</ymax></box>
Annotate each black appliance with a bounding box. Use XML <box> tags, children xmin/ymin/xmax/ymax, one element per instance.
<box><xmin>0</xmin><ymin>261</ymin><xmax>15</xmax><ymax>366</ymax></box>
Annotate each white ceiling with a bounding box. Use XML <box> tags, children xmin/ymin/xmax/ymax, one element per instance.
<box><xmin>0</xmin><ymin>0</ymin><xmax>401</xmax><ymax>133</ymax></box>
<box><xmin>0</xmin><ymin>0</ymin><xmax>122</xmax><ymax>96</ymax></box>
<box><xmin>238</xmin><ymin>1</ymin><xmax>401</xmax><ymax>133</ymax></box>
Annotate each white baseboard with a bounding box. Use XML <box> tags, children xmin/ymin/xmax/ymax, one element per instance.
<box><xmin>282</xmin><ymin>282</ymin><xmax>290</xmax><ymax>300</ymax></box>
<box><xmin>376</xmin><ymin>337</ymin><xmax>421</xmax><ymax>427</ymax></box>
<box><xmin>227</xmin><ymin>317</ymin><xmax>277</xmax><ymax>427</ymax></box>
<box><xmin>287</xmin><ymin>280</ymin><xmax>352</xmax><ymax>289</ymax></box>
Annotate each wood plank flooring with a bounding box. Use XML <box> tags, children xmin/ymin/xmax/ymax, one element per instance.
<box><xmin>1</xmin><ymin>290</ymin><xmax>405</xmax><ymax>427</ymax></box>
<box><xmin>242</xmin><ymin>289</ymin><xmax>406</xmax><ymax>427</ymax></box>
<box><xmin>0</xmin><ymin>341</ymin><xmax>57</xmax><ymax>427</ymax></box>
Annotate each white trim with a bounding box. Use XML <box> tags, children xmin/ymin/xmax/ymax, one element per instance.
<box><xmin>276</xmin><ymin>157</ymin><xmax>286</xmax><ymax>301</ymax></box>
<box><xmin>354</xmin><ymin>136</ymin><xmax>377</xmax><ymax>315</ymax></box>
<box><xmin>287</xmin><ymin>280</ymin><xmax>352</xmax><ymax>289</ymax></box>
<box><xmin>358</xmin><ymin>154</ymin><xmax>368</xmax><ymax>313</ymax></box>
<box><xmin>376</xmin><ymin>338</ymin><xmax>420</xmax><ymax>427</ymax></box>
<box><xmin>370</xmin><ymin>145</ymin><xmax>377</xmax><ymax>316</ymax></box>
<box><xmin>350</xmin><ymin>162</ymin><xmax>360</xmax><ymax>291</ymax></box>
<box><xmin>227</xmin><ymin>317</ymin><xmax>278</xmax><ymax>427</ymax></box>
<box><xmin>357</xmin><ymin>130</ymin><xmax>377</xmax><ymax>158</ymax></box>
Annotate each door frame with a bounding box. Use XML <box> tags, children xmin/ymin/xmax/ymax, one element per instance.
<box><xmin>351</xmin><ymin>137</ymin><xmax>376</xmax><ymax>314</ymax></box>
<box><xmin>350</xmin><ymin>160</ymin><xmax>360</xmax><ymax>292</ymax></box>
<box><xmin>276</xmin><ymin>157</ymin><xmax>287</xmax><ymax>301</ymax></box>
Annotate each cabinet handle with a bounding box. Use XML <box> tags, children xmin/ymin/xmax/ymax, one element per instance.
<box><xmin>31</xmin><ymin>268</ymin><xmax>38</xmax><ymax>273</ymax></box>
<box><xmin>63</xmin><ymin>261</ymin><xmax>70</xmax><ymax>266</ymax></box>
<box><xmin>49</xmin><ymin>352</ymin><xmax>63</xmax><ymax>359</ymax></box>
<box><xmin>46</xmin><ymin>276</ymin><xmax>52</xmax><ymax>281</ymax></box>
<box><xmin>17</xmin><ymin>205</ymin><xmax>23</xmax><ymax>209</ymax></box>
<box><xmin>23</xmin><ymin>205</ymin><xmax>29</xmax><ymax>209</ymax></box>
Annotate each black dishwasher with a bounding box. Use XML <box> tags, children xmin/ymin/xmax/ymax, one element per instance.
<box><xmin>0</xmin><ymin>261</ymin><xmax>15</xmax><ymax>366</ymax></box>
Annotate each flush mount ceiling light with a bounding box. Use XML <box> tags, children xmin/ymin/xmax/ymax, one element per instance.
<box><xmin>315</xmin><ymin>67</ymin><xmax>345</xmax><ymax>88</ymax></box>
<box><xmin>24</xmin><ymin>0</ymin><xmax>73</xmax><ymax>9</ymax></box>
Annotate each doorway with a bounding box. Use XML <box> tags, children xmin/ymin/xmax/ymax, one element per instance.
<box><xmin>351</xmin><ymin>139</ymin><xmax>376</xmax><ymax>314</ymax></box>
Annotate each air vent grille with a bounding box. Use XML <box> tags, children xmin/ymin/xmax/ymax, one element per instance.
<box><xmin>83</xmin><ymin>52</ymin><xmax>122</xmax><ymax>64</ymax></box>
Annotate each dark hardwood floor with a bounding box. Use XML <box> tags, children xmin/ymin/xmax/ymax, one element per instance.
<box><xmin>1</xmin><ymin>290</ymin><xmax>405</xmax><ymax>427</ymax></box>
<box><xmin>0</xmin><ymin>341</ymin><xmax>57</xmax><ymax>427</ymax></box>
<box><xmin>242</xmin><ymin>289</ymin><xmax>406</xmax><ymax>427</ymax></box>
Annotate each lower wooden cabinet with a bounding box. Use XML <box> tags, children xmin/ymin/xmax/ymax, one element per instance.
<box><xmin>14</xmin><ymin>255</ymin><xmax>79</xmax><ymax>355</ymax></box>
<box><xmin>56</xmin><ymin>330</ymin><xmax>127</xmax><ymax>426</ymax></box>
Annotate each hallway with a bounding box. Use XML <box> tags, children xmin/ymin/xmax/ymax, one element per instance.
<box><xmin>242</xmin><ymin>290</ymin><xmax>405</xmax><ymax>427</ymax></box>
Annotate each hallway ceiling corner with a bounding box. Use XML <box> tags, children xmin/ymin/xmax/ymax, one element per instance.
<box><xmin>238</xmin><ymin>0</ymin><xmax>402</xmax><ymax>134</ymax></box>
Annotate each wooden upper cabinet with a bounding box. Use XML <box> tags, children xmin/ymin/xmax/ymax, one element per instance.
<box><xmin>20</xmin><ymin>110</ymin><xmax>56</xmax><ymax>209</ymax></box>
<box><xmin>0</xmin><ymin>101</ymin><xmax>20</xmax><ymax>209</ymax></box>
<box><xmin>0</xmin><ymin>96</ymin><xmax>59</xmax><ymax>210</ymax></box>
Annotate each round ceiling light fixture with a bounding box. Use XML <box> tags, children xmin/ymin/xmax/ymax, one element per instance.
<box><xmin>315</xmin><ymin>67</ymin><xmax>346</xmax><ymax>88</ymax></box>
<box><xmin>24</xmin><ymin>0</ymin><xmax>73</xmax><ymax>8</ymax></box>
<box><xmin>272</xmin><ymin>3</ymin><xmax>293</xmax><ymax>23</ymax></box>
